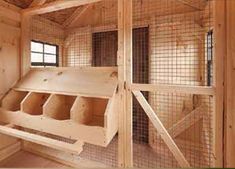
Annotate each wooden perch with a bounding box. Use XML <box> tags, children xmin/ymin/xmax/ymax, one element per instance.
<box><xmin>132</xmin><ymin>90</ymin><xmax>190</xmax><ymax>168</ymax></box>
<box><xmin>0</xmin><ymin>124</ymin><xmax>84</xmax><ymax>154</ymax></box>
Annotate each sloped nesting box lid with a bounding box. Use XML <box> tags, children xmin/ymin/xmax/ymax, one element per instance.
<box><xmin>15</xmin><ymin>67</ymin><xmax>118</xmax><ymax>98</ymax></box>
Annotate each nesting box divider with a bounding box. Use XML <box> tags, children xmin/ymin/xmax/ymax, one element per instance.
<box><xmin>21</xmin><ymin>92</ymin><xmax>50</xmax><ymax>116</ymax></box>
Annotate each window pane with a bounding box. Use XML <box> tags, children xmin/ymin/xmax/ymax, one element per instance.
<box><xmin>44</xmin><ymin>44</ymin><xmax>56</xmax><ymax>54</ymax></box>
<box><xmin>31</xmin><ymin>41</ymin><xmax>43</xmax><ymax>52</ymax></box>
<box><xmin>31</xmin><ymin>53</ymin><xmax>43</xmax><ymax>62</ymax></box>
<box><xmin>45</xmin><ymin>54</ymin><xmax>57</xmax><ymax>64</ymax></box>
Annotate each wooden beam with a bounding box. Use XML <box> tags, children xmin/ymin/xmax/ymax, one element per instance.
<box><xmin>63</xmin><ymin>5</ymin><xmax>92</xmax><ymax>28</ymax></box>
<box><xmin>132</xmin><ymin>90</ymin><xmax>190</xmax><ymax>168</ymax></box>
<box><xmin>131</xmin><ymin>83</ymin><xmax>215</xmax><ymax>96</ymax></box>
<box><xmin>225</xmin><ymin>0</ymin><xmax>235</xmax><ymax>167</ymax></box>
<box><xmin>213</xmin><ymin>0</ymin><xmax>226</xmax><ymax>167</ymax></box>
<box><xmin>0</xmin><ymin>125</ymin><xmax>84</xmax><ymax>154</ymax></box>
<box><xmin>29</xmin><ymin>0</ymin><xmax>47</xmax><ymax>7</ymax></box>
<box><xmin>22</xmin><ymin>0</ymin><xmax>101</xmax><ymax>16</ymax></box>
<box><xmin>118</xmin><ymin>0</ymin><xmax>133</xmax><ymax>167</ymax></box>
<box><xmin>20</xmin><ymin>15</ymin><xmax>31</xmax><ymax>77</ymax></box>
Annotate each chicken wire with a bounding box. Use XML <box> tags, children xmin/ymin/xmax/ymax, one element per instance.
<box><xmin>28</xmin><ymin>0</ymin><xmax>215</xmax><ymax>168</ymax></box>
<box><xmin>133</xmin><ymin>0</ymin><xmax>214</xmax><ymax>168</ymax></box>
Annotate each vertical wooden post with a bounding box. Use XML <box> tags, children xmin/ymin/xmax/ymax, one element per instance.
<box><xmin>225</xmin><ymin>0</ymin><xmax>235</xmax><ymax>167</ymax></box>
<box><xmin>213</xmin><ymin>0</ymin><xmax>226</xmax><ymax>167</ymax></box>
<box><xmin>20</xmin><ymin>14</ymin><xmax>31</xmax><ymax>77</ymax></box>
<box><xmin>118</xmin><ymin>0</ymin><xmax>133</xmax><ymax>167</ymax></box>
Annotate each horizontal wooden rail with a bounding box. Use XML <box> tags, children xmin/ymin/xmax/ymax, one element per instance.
<box><xmin>131</xmin><ymin>83</ymin><xmax>215</xmax><ymax>96</ymax></box>
<box><xmin>0</xmin><ymin>125</ymin><xmax>84</xmax><ymax>154</ymax></box>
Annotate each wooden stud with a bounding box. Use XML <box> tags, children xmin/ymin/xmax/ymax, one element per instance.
<box><xmin>225</xmin><ymin>0</ymin><xmax>235</xmax><ymax>167</ymax></box>
<box><xmin>118</xmin><ymin>0</ymin><xmax>133</xmax><ymax>167</ymax></box>
<box><xmin>213</xmin><ymin>0</ymin><xmax>226</xmax><ymax>167</ymax></box>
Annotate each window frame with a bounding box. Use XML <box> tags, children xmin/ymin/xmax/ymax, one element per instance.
<box><xmin>31</xmin><ymin>40</ymin><xmax>59</xmax><ymax>67</ymax></box>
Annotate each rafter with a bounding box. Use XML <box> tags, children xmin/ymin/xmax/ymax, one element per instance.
<box><xmin>63</xmin><ymin>4</ymin><xmax>92</xmax><ymax>28</ymax></box>
<box><xmin>22</xmin><ymin>0</ymin><xmax>101</xmax><ymax>16</ymax></box>
<box><xmin>29</xmin><ymin>0</ymin><xmax>47</xmax><ymax>7</ymax></box>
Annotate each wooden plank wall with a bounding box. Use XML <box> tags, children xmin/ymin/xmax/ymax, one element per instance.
<box><xmin>0</xmin><ymin>0</ymin><xmax>22</xmax><ymax>161</ymax></box>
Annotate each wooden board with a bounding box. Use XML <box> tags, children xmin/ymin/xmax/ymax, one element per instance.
<box><xmin>15</xmin><ymin>67</ymin><xmax>118</xmax><ymax>98</ymax></box>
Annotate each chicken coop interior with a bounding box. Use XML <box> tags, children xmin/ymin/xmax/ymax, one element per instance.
<box><xmin>0</xmin><ymin>0</ymin><xmax>234</xmax><ymax>168</ymax></box>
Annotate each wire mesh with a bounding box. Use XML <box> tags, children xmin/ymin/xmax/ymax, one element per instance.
<box><xmin>133</xmin><ymin>0</ymin><xmax>214</xmax><ymax>168</ymax></box>
<box><xmin>29</xmin><ymin>0</ymin><xmax>215</xmax><ymax>168</ymax></box>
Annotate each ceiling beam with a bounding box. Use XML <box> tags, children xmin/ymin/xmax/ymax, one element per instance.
<box><xmin>22</xmin><ymin>0</ymin><xmax>101</xmax><ymax>16</ymax></box>
<box><xmin>62</xmin><ymin>4</ymin><xmax>92</xmax><ymax>28</ymax></box>
<box><xmin>29</xmin><ymin>0</ymin><xmax>47</xmax><ymax>7</ymax></box>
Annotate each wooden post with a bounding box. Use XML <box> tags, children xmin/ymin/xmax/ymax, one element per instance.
<box><xmin>225</xmin><ymin>0</ymin><xmax>235</xmax><ymax>167</ymax></box>
<box><xmin>213</xmin><ymin>0</ymin><xmax>226</xmax><ymax>167</ymax></box>
<box><xmin>118</xmin><ymin>0</ymin><xmax>133</xmax><ymax>167</ymax></box>
<box><xmin>20</xmin><ymin>14</ymin><xmax>31</xmax><ymax>77</ymax></box>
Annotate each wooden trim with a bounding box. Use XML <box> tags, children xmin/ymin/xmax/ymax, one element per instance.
<box><xmin>131</xmin><ymin>83</ymin><xmax>215</xmax><ymax>95</ymax></box>
<box><xmin>22</xmin><ymin>0</ymin><xmax>101</xmax><ymax>16</ymax></box>
<box><xmin>132</xmin><ymin>90</ymin><xmax>190</xmax><ymax>168</ymax></box>
<box><xmin>0</xmin><ymin>125</ymin><xmax>84</xmax><ymax>154</ymax></box>
<box><xmin>213</xmin><ymin>0</ymin><xmax>226</xmax><ymax>167</ymax></box>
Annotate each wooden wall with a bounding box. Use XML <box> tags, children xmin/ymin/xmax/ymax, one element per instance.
<box><xmin>0</xmin><ymin>1</ymin><xmax>21</xmax><ymax>99</ymax></box>
<box><xmin>0</xmin><ymin>0</ymin><xmax>21</xmax><ymax>160</ymax></box>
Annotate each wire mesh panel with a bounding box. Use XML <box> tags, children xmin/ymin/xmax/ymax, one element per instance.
<box><xmin>133</xmin><ymin>0</ymin><xmax>214</xmax><ymax>168</ymax></box>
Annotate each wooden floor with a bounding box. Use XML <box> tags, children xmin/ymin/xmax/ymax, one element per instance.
<box><xmin>0</xmin><ymin>151</ymin><xmax>68</xmax><ymax>168</ymax></box>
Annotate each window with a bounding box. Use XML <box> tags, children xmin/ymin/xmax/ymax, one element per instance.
<box><xmin>31</xmin><ymin>41</ymin><xmax>59</xmax><ymax>67</ymax></box>
<box><xmin>207</xmin><ymin>30</ymin><xmax>213</xmax><ymax>86</ymax></box>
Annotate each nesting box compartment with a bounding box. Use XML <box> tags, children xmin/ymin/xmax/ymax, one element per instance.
<box><xmin>22</xmin><ymin>92</ymin><xmax>50</xmax><ymax>116</ymax></box>
<box><xmin>44</xmin><ymin>94</ymin><xmax>76</xmax><ymax>120</ymax></box>
<box><xmin>1</xmin><ymin>90</ymin><xmax>29</xmax><ymax>111</ymax></box>
<box><xmin>0</xmin><ymin>67</ymin><xmax>118</xmax><ymax>147</ymax></box>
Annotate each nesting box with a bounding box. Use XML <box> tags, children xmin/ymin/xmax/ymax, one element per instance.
<box><xmin>0</xmin><ymin>67</ymin><xmax>118</xmax><ymax>148</ymax></box>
